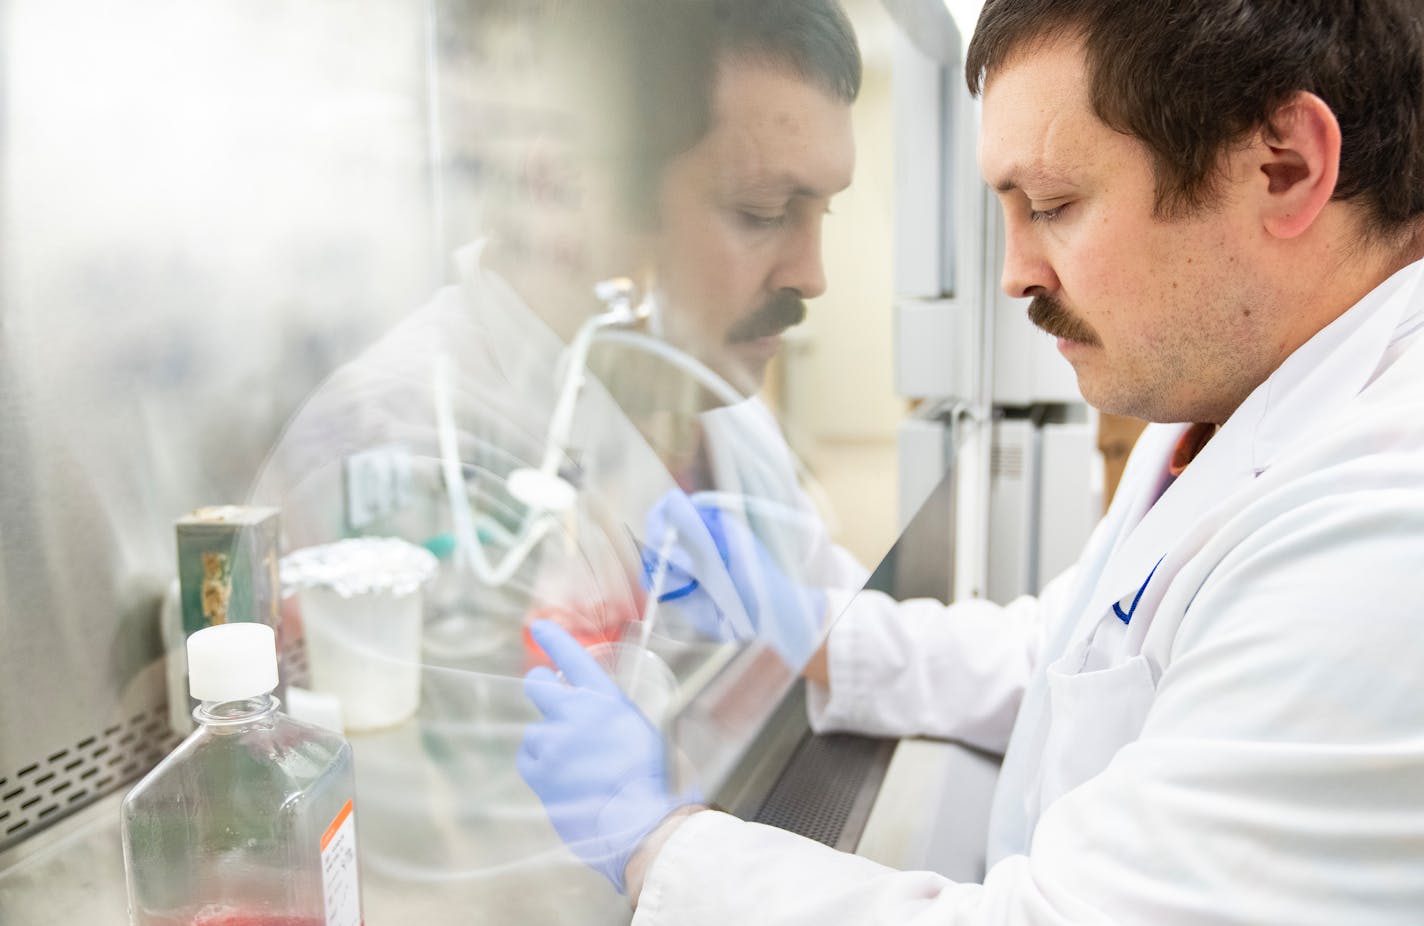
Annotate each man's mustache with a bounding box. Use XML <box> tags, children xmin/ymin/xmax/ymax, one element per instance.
<box><xmin>726</xmin><ymin>291</ymin><xmax>807</xmax><ymax>343</ymax></box>
<box><xmin>1028</xmin><ymin>295</ymin><xmax>1100</xmax><ymax>347</ymax></box>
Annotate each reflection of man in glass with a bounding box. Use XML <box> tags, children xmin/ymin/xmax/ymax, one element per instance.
<box><xmin>579</xmin><ymin>2</ymin><xmax>867</xmax><ymax>670</ymax></box>
<box><xmin>254</xmin><ymin>1</ymin><xmax>865</xmax><ymax>664</ymax></box>
<box><xmin>249</xmin><ymin>2</ymin><xmax>867</xmax><ymax>915</ymax></box>
<box><xmin>645</xmin><ymin>41</ymin><xmax>855</xmax><ymax>402</ymax></box>
<box><xmin>578</xmin><ymin>1</ymin><xmax>860</xmax><ymax>488</ymax></box>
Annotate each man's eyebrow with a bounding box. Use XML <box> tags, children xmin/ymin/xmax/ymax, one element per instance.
<box><xmin>737</xmin><ymin>174</ymin><xmax>846</xmax><ymax>200</ymax></box>
<box><xmin>992</xmin><ymin>165</ymin><xmax>1069</xmax><ymax>194</ymax></box>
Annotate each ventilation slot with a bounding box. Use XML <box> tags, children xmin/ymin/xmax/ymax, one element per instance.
<box><xmin>0</xmin><ymin>705</ymin><xmax>180</xmax><ymax>853</ymax></box>
<box><xmin>751</xmin><ymin>733</ymin><xmax>895</xmax><ymax>850</ymax></box>
<box><xmin>992</xmin><ymin>443</ymin><xmax>1025</xmax><ymax>477</ymax></box>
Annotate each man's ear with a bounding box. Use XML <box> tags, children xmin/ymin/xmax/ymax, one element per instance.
<box><xmin>1256</xmin><ymin>91</ymin><xmax>1341</xmax><ymax>240</ymax></box>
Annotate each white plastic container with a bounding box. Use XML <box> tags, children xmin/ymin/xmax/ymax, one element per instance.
<box><xmin>121</xmin><ymin>622</ymin><xmax>363</xmax><ymax>926</ymax></box>
<box><xmin>282</xmin><ymin>538</ymin><xmax>437</xmax><ymax>732</ymax></box>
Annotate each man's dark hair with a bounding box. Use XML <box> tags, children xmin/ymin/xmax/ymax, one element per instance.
<box><xmin>454</xmin><ymin>1</ymin><xmax>860</xmax><ymax>230</ymax></box>
<box><xmin>617</xmin><ymin>0</ymin><xmax>862</xmax><ymax>224</ymax></box>
<box><xmin>713</xmin><ymin>0</ymin><xmax>863</xmax><ymax>104</ymax></box>
<box><xmin>965</xmin><ymin>0</ymin><xmax>1424</xmax><ymax>239</ymax></box>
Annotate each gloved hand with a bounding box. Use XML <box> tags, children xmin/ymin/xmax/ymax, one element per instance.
<box><xmin>518</xmin><ymin>620</ymin><xmax>701</xmax><ymax>894</ymax></box>
<box><xmin>640</xmin><ymin>490</ymin><xmax>827</xmax><ymax>668</ymax></box>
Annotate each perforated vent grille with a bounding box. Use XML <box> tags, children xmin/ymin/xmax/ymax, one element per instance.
<box><xmin>992</xmin><ymin>443</ymin><xmax>1024</xmax><ymax>477</ymax></box>
<box><xmin>0</xmin><ymin>704</ymin><xmax>180</xmax><ymax>853</ymax></box>
<box><xmin>751</xmin><ymin>733</ymin><xmax>893</xmax><ymax>849</ymax></box>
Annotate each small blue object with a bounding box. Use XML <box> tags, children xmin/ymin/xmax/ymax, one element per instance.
<box><xmin>639</xmin><ymin>490</ymin><xmax>826</xmax><ymax>667</ymax></box>
<box><xmin>422</xmin><ymin>528</ymin><xmax>497</xmax><ymax>560</ymax></box>
<box><xmin>1112</xmin><ymin>557</ymin><xmax>1165</xmax><ymax>625</ymax></box>
<box><xmin>422</xmin><ymin>532</ymin><xmax>458</xmax><ymax>560</ymax></box>
<box><xmin>632</xmin><ymin>529</ymin><xmax>699</xmax><ymax>602</ymax></box>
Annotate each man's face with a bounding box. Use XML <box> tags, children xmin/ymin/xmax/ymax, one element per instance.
<box><xmin>979</xmin><ymin>37</ymin><xmax>1281</xmax><ymax>424</ymax></box>
<box><xmin>652</xmin><ymin>59</ymin><xmax>855</xmax><ymax>397</ymax></box>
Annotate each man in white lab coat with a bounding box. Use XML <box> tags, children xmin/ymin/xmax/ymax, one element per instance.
<box><xmin>520</xmin><ymin>0</ymin><xmax>1424</xmax><ymax>921</ymax></box>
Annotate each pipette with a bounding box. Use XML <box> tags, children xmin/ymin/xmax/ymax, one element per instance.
<box><xmin>630</xmin><ymin>526</ymin><xmax>678</xmax><ymax>697</ymax></box>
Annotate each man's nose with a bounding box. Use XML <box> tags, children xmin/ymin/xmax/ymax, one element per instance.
<box><xmin>770</xmin><ymin>218</ymin><xmax>828</xmax><ymax>300</ymax></box>
<box><xmin>1000</xmin><ymin>216</ymin><xmax>1059</xmax><ymax>299</ymax></box>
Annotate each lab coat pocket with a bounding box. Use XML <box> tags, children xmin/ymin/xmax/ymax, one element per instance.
<box><xmin>1035</xmin><ymin>650</ymin><xmax>1157</xmax><ymax>817</ymax></box>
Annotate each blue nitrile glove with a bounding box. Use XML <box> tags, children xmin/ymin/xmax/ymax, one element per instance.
<box><xmin>518</xmin><ymin>620</ymin><xmax>700</xmax><ymax>894</ymax></box>
<box><xmin>641</xmin><ymin>491</ymin><xmax>827</xmax><ymax>668</ymax></box>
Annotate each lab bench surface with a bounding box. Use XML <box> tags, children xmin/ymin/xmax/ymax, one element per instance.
<box><xmin>0</xmin><ymin>659</ymin><xmax>632</xmax><ymax>925</ymax></box>
<box><xmin>0</xmin><ymin>734</ymin><xmax>999</xmax><ymax>925</ymax></box>
<box><xmin>0</xmin><ymin>786</ymin><xmax>625</xmax><ymax>925</ymax></box>
<box><xmin>1</xmin><ymin>618</ymin><xmax>999</xmax><ymax>925</ymax></box>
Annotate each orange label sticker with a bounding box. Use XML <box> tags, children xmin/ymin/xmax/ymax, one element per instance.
<box><xmin>321</xmin><ymin>799</ymin><xmax>354</xmax><ymax>851</ymax></box>
<box><xmin>319</xmin><ymin>799</ymin><xmax>361</xmax><ymax>926</ymax></box>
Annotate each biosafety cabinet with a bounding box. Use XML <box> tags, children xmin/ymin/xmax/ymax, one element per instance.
<box><xmin>0</xmin><ymin>2</ymin><xmax>1097</xmax><ymax>922</ymax></box>
<box><xmin>887</xmin><ymin>1</ymin><xmax>1099</xmax><ymax>607</ymax></box>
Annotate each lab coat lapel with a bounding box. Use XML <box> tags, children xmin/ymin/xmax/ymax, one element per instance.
<box><xmin>1079</xmin><ymin>419</ymin><xmax>1255</xmax><ymax>645</ymax></box>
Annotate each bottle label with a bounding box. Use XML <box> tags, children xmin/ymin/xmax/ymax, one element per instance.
<box><xmin>319</xmin><ymin>800</ymin><xmax>361</xmax><ymax>926</ymax></box>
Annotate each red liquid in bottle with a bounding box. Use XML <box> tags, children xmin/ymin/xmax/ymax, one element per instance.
<box><xmin>190</xmin><ymin>913</ymin><xmax>336</xmax><ymax>926</ymax></box>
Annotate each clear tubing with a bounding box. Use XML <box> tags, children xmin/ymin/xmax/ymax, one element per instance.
<box><xmin>432</xmin><ymin>287</ymin><xmax>803</xmax><ymax>590</ymax></box>
<box><xmin>538</xmin><ymin>305</ymin><xmax>639</xmax><ymax>476</ymax></box>
<box><xmin>588</xmin><ymin>330</ymin><xmax>838</xmax><ymax>511</ymax></box>
<box><xmin>589</xmin><ymin>330</ymin><xmax>747</xmax><ymax>407</ymax></box>
<box><xmin>433</xmin><ymin>352</ymin><xmax>555</xmax><ymax>587</ymax></box>
<box><xmin>431</xmin><ymin>290</ymin><xmax>642</xmax><ymax>589</ymax></box>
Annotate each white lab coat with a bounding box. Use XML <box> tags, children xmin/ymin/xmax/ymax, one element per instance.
<box><xmin>634</xmin><ymin>259</ymin><xmax>1424</xmax><ymax>924</ymax></box>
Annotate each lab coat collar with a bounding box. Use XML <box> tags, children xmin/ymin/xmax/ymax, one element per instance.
<box><xmin>1081</xmin><ymin>257</ymin><xmax>1424</xmax><ymax>640</ymax></box>
<box><xmin>1242</xmin><ymin>257</ymin><xmax>1424</xmax><ymax>475</ymax></box>
<box><xmin>454</xmin><ymin>239</ymin><xmax>569</xmax><ymax>365</ymax></box>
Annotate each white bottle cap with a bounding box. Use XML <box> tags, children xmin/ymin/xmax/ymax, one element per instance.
<box><xmin>187</xmin><ymin>622</ymin><xmax>279</xmax><ymax>702</ymax></box>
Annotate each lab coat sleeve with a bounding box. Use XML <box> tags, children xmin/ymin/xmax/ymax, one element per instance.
<box><xmin>634</xmin><ymin>478</ymin><xmax>1424</xmax><ymax>924</ymax></box>
<box><xmin>634</xmin><ymin>811</ymin><xmax>1097</xmax><ymax>925</ymax></box>
<box><xmin>805</xmin><ymin>570</ymin><xmax>1072</xmax><ymax>752</ymax></box>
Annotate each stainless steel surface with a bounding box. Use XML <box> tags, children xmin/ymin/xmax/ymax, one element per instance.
<box><xmin>0</xmin><ymin>676</ymin><xmax>942</xmax><ymax>925</ymax></box>
<box><xmin>0</xmin><ymin>789</ymin><xmax>131</xmax><ymax>926</ymax></box>
<box><xmin>1</xmin><ymin>605</ymin><xmax>641</xmax><ymax>924</ymax></box>
<box><xmin>715</xmin><ymin>678</ymin><xmax>819</xmax><ymax>819</ymax></box>
<box><xmin>855</xmin><ymin>738</ymin><xmax>1001</xmax><ymax>883</ymax></box>
<box><xmin>0</xmin><ymin>0</ymin><xmax>435</xmax><ymax>853</ymax></box>
<box><xmin>671</xmin><ymin>642</ymin><xmax>801</xmax><ymax>799</ymax></box>
<box><xmin>0</xmin><ymin>576</ymin><xmax>724</xmax><ymax>923</ymax></box>
<box><xmin>1</xmin><ymin>660</ymin><xmax>911</xmax><ymax>925</ymax></box>
<box><xmin>0</xmin><ymin>697</ymin><xmax>178</xmax><ymax>852</ymax></box>
<box><xmin>0</xmin><ymin>710</ymin><xmax>633</xmax><ymax>926</ymax></box>
<box><xmin>1</xmin><ymin>548</ymin><xmax>709</xmax><ymax>922</ymax></box>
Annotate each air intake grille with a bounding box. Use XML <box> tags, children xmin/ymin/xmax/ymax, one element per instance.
<box><xmin>0</xmin><ymin>704</ymin><xmax>179</xmax><ymax>853</ymax></box>
<box><xmin>751</xmin><ymin>733</ymin><xmax>894</xmax><ymax>850</ymax></box>
<box><xmin>992</xmin><ymin>443</ymin><xmax>1025</xmax><ymax>477</ymax></box>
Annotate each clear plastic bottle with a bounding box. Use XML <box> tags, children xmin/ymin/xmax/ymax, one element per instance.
<box><xmin>122</xmin><ymin>622</ymin><xmax>364</xmax><ymax>926</ymax></box>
